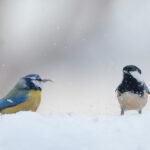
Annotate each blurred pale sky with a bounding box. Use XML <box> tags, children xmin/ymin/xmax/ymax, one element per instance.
<box><xmin>0</xmin><ymin>0</ymin><xmax>150</xmax><ymax>115</ymax></box>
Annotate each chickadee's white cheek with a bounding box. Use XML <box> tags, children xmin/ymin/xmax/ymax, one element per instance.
<box><xmin>130</xmin><ymin>71</ymin><xmax>144</xmax><ymax>83</ymax></box>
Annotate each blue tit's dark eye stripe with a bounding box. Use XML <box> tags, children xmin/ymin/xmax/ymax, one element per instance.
<box><xmin>36</xmin><ymin>79</ymin><xmax>42</xmax><ymax>81</ymax></box>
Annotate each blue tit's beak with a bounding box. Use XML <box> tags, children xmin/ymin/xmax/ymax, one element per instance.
<box><xmin>42</xmin><ymin>79</ymin><xmax>53</xmax><ymax>83</ymax></box>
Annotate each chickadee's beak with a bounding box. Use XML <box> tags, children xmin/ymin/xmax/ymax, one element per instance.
<box><xmin>42</xmin><ymin>79</ymin><xmax>53</xmax><ymax>83</ymax></box>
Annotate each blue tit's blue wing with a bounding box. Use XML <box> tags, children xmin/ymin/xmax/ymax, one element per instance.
<box><xmin>0</xmin><ymin>97</ymin><xmax>27</xmax><ymax>110</ymax></box>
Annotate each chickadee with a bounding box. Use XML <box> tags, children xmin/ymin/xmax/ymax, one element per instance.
<box><xmin>116</xmin><ymin>65</ymin><xmax>150</xmax><ymax>115</ymax></box>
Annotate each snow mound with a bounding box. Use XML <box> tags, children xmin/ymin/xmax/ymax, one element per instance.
<box><xmin>0</xmin><ymin>112</ymin><xmax>150</xmax><ymax>150</ymax></box>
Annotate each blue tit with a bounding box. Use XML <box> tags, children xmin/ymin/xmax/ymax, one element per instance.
<box><xmin>0</xmin><ymin>74</ymin><xmax>52</xmax><ymax>114</ymax></box>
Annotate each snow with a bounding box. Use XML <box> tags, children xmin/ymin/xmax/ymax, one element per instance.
<box><xmin>0</xmin><ymin>112</ymin><xmax>150</xmax><ymax>150</ymax></box>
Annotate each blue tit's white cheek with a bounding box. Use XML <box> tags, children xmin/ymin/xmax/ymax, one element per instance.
<box><xmin>130</xmin><ymin>71</ymin><xmax>144</xmax><ymax>83</ymax></box>
<box><xmin>31</xmin><ymin>80</ymin><xmax>43</xmax><ymax>89</ymax></box>
<box><xmin>30</xmin><ymin>77</ymin><xmax>36</xmax><ymax>80</ymax></box>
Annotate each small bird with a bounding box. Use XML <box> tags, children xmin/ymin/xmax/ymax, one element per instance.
<box><xmin>0</xmin><ymin>74</ymin><xmax>52</xmax><ymax>114</ymax></box>
<box><xmin>116</xmin><ymin>65</ymin><xmax>150</xmax><ymax>115</ymax></box>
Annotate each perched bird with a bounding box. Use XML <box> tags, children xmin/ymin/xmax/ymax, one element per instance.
<box><xmin>116</xmin><ymin>65</ymin><xmax>150</xmax><ymax>115</ymax></box>
<box><xmin>0</xmin><ymin>74</ymin><xmax>52</xmax><ymax>114</ymax></box>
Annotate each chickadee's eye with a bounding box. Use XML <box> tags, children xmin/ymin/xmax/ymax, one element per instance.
<box><xmin>138</xmin><ymin>69</ymin><xmax>142</xmax><ymax>74</ymax></box>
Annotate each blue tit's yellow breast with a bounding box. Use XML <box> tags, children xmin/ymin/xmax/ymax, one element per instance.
<box><xmin>1</xmin><ymin>90</ymin><xmax>41</xmax><ymax>114</ymax></box>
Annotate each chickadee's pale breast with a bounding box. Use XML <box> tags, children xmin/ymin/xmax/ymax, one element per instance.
<box><xmin>117</xmin><ymin>91</ymin><xmax>148</xmax><ymax>110</ymax></box>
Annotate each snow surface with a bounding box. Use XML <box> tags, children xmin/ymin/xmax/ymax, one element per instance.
<box><xmin>0</xmin><ymin>112</ymin><xmax>150</xmax><ymax>150</ymax></box>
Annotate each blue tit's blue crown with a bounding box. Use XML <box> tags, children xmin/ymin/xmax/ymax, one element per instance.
<box><xmin>24</xmin><ymin>74</ymin><xmax>41</xmax><ymax>80</ymax></box>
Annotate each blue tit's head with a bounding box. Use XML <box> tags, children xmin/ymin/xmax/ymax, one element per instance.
<box><xmin>18</xmin><ymin>74</ymin><xmax>52</xmax><ymax>91</ymax></box>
